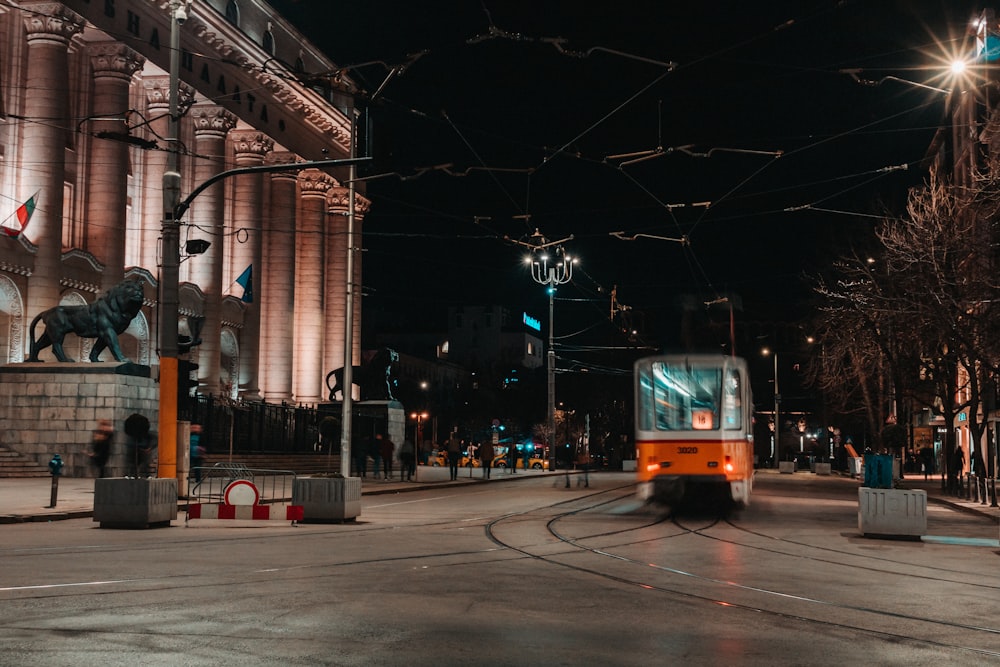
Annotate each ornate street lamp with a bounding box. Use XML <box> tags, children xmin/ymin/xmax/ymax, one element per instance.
<box><xmin>521</xmin><ymin>230</ymin><xmax>575</xmax><ymax>472</ymax></box>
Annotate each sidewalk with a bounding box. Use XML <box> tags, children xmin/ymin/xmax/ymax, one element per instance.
<box><xmin>0</xmin><ymin>465</ymin><xmax>564</xmax><ymax>524</ymax></box>
<box><xmin>4</xmin><ymin>469</ymin><xmax>998</xmax><ymax>525</ymax></box>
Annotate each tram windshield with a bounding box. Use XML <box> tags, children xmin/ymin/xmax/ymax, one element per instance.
<box><xmin>637</xmin><ymin>361</ymin><xmax>743</xmax><ymax>432</ymax></box>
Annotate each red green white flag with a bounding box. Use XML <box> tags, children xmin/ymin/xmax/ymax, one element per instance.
<box><xmin>1</xmin><ymin>191</ymin><xmax>39</xmax><ymax>238</ymax></box>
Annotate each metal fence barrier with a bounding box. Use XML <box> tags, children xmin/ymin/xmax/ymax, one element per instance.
<box><xmin>185</xmin><ymin>463</ymin><xmax>298</xmax><ymax>525</ymax></box>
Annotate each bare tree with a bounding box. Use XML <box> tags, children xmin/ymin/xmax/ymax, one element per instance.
<box><xmin>811</xmin><ymin>165</ymin><xmax>1000</xmax><ymax>493</ymax></box>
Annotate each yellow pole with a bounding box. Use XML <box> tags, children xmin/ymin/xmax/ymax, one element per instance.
<box><xmin>158</xmin><ymin>357</ymin><xmax>178</xmax><ymax>480</ymax></box>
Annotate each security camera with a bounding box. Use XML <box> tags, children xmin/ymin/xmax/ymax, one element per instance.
<box><xmin>174</xmin><ymin>6</ymin><xmax>188</xmax><ymax>24</ymax></box>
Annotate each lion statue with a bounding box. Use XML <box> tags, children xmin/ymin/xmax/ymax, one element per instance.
<box><xmin>27</xmin><ymin>280</ymin><xmax>145</xmax><ymax>363</ymax></box>
<box><xmin>326</xmin><ymin>348</ymin><xmax>399</xmax><ymax>402</ymax></box>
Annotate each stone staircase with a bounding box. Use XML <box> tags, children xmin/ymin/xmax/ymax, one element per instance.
<box><xmin>0</xmin><ymin>446</ymin><xmax>50</xmax><ymax>478</ymax></box>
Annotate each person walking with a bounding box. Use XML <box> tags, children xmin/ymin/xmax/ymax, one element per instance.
<box><xmin>479</xmin><ymin>440</ymin><xmax>495</xmax><ymax>479</ymax></box>
<box><xmin>88</xmin><ymin>418</ymin><xmax>114</xmax><ymax>479</ymax></box>
<box><xmin>354</xmin><ymin>433</ymin><xmax>370</xmax><ymax>478</ymax></box>
<box><xmin>576</xmin><ymin>446</ymin><xmax>591</xmax><ymax>488</ymax></box>
<box><xmin>377</xmin><ymin>433</ymin><xmax>395</xmax><ymax>481</ymax></box>
<box><xmin>124</xmin><ymin>413</ymin><xmax>155</xmax><ymax>477</ymax></box>
<box><xmin>370</xmin><ymin>434</ymin><xmax>384</xmax><ymax>480</ymax></box>
<box><xmin>189</xmin><ymin>423</ymin><xmax>205</xmax><ymax>482</ymax></box>
<box><xmin>446</xmin><ymin>433</ymin><xmax>461</xmax><ymax>481</ymax></box>
<box><xmin>399</xmin><ymin>438</ymin><xmax>416</xmax><ymax>481</ymax></box>
<box><xmin>507</xmin><ymin>444</ymin><xmax>517</xmax><ymax>474</ymax></box>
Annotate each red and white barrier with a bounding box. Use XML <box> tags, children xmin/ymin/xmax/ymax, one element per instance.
<box><xmin>187</xmin><ymin>479</ymin><xmax>303</xmax><ymax>523</ymax></box>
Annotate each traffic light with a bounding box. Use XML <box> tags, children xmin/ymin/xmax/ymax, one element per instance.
<box><xmin>177</xmin><ymin>359</ymin><xmax>199</xmax><ymax>414</ymax></box>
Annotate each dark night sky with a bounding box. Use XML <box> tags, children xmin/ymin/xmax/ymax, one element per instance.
<box><xmin>268</xmin><ymin>0</ymin><xmax>981</xmax><ymax>352</ymax></box>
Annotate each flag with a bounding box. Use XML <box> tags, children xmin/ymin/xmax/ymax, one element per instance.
<box><xmin>233</xmin><ymin>264</ymin><xmax>253</xmax><ymax>303</ymax></box>
<box><xmin>1</xmin><ymin>191</ymin><xmax>38</xmax><ymax>238</ymax></box>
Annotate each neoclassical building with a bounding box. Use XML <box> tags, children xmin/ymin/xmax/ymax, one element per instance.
<box><xmin>0</xmin><ymin>0</ymin><xmax>368</xmax><ymax>403</ymax></box>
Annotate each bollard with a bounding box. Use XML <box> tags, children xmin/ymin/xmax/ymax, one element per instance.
<box><xmin>47</xmin><ymin>454</ymin><xmax>64</xmax><ymax>508</ymax></box>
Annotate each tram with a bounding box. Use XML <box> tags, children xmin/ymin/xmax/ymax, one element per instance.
<box><xmin>634</xmin><ymin>354</ymin><xmax>754</xmax><ymax>507</ymax></box>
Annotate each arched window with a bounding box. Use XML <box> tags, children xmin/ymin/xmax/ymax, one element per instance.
<box><xmin>225</xmin><ymin>0</ymin><xmax>239</xmax><ymax>27</ymax></box>
<box><xmin>262</xmin><ymin>30</ymin><xmax>274</xmax><ymax>55</ymax></box>
<box><xmin>294</xmin><ymin>56</ymin><xmax>304</xmax><ymax>73</ymax></box>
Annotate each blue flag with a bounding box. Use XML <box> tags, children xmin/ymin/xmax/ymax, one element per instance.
<box><xmin>234</xmin><ymin>264</ymin><xmax>253</xmax><ymax>303</ymax></box>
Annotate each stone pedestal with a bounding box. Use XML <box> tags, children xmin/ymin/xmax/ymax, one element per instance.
<box><xmin>0</xmin><ymin>363</ymin><xmax>157</xmax><ymax>478</ymax></box>
<box><xmin>93</xmin><ymin>477</ymin><xmax>178</xmax><ymax>528</ymax></box>
<box><xmin>292</xmin><ymin>476</ymin><xmax>361</xmax><ymax>522</ymax></box>
<box><xmin>858</xmin><ymin>487</ymin><xmax>927</xmax><ymax>537</ymax></box>
<box><xmin>778</xmin><ymin>461</ymin><xmax>795</xmax><ymax>474</ymax></box>
<box><xmin>814</xmin><ymin>462</ymin><xmax>832</xmax><ymax>475</ymax></box>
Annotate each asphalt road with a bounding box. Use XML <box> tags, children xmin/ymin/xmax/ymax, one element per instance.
<box><xmin>1</xmin><ymin>471</ymin><xmax>998</xmax><ymax>666</ymax></box>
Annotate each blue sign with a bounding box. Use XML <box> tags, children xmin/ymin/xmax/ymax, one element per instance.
<box><xmin>523</xmin><ymin>312</ymin><xmax>541</xmax><ymax>331</ymax></box>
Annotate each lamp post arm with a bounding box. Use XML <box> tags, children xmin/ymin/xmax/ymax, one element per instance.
<box><xmin>173</xmin><ymin>156</ymin><xmax>372</xmax><ymax>220</ymax></box>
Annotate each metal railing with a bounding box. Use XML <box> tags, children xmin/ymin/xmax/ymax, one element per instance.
<box><xmin>186</xmin><ymin>463</ymin><xmax>296</xmax><ymax>507</ymax></box>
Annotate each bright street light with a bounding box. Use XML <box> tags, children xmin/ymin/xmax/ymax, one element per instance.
<box><xmin>518</xmin><ymin>230</ymin><xmax>575</xmax><ymax>472</ymax></box>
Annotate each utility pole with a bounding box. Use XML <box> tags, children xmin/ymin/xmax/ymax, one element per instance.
<box><xmin>157</xmin><ymin>0</ymin><xmax>187</xmax><ymax>482</ymax></box>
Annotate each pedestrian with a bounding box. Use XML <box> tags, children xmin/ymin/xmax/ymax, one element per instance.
<box><xmin>479</xmin><ymin>440</ymin><xmax>495</xmax><ymax>479</ymax></box>
<box><xmin>189</xmin><ymin>423</ymin><xmax>205</xmax><ymax>482</ymax></box>
<box><xmin>88</xmin><ymin>418</ymin><xmax>114</xmax><ymax>478</ymax></box>
<box><xmin>523</xmin><ymin>445</ymin><xmax>532</xmax><ymax>472</ymax></box>
<box><xmin>370</xmin><ymin>433</ymin><xmax>383</xmax><ymax>480</ymax></box>
<box><xmin>446</xmin><ymin>433</ymin><xmax>461</xmax><ymax>481</ymax></box>
<box><xmin>399</xmin><ymin>438</ymin><xmax>415</xmax><ymax>481</ymax></box>
<box><xmin>378</xmin><ymin>433</ymin><xmax>394</xmax><ymax>481</ymax></box>
<box><xmin>576</xmin><ymin>446</ymin><xmax>591</xmax><ymax>487</ymax></box>
<box><xmin>124</xmin><ymin>413</ymin><xmax>155</xmax><ymax>477</ymax></box>
<box><xmin>354</xmin><ymin>433</ymin><xmax>370</xmax><ymax>478</ymax></box>
<box><xmin>508</xmin><ymin>444</ymin><xmax>517</xmax><ymax>474</ymax></box>
<box><xmin>919</xmin><ymin>446</ymin><xmax>935</xmax><ymax>481</ymax></box>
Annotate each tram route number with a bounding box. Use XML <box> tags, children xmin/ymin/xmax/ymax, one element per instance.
<box><xmin>677</xmin><ymin>447</ymin><xmax>699</xmax><ymax>454</ymax></box>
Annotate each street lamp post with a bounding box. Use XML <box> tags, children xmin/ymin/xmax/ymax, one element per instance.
<box><xmin>411</xmin><ymin>411</ymin><xmax>427</xmax><ymax>482</ymax></box>
<box><xmin>763</xmin><ymin>348</ymin><xmax>780</xmax><ymax>467</ymax></box>
<box><xmin>156</xmin><ymin>0</ymin><xmax>188</xmax><ymax>483</ymax></box>
<box><xmin>523</xmin><ymin>232</ymin><xmax>575</xmax><ymax>472</ymax></box>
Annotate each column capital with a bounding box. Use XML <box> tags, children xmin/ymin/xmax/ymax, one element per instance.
<box><xmin>327</xmin><ymin>186</ymin><xmax>372</xmax><ymax>218</ymax></box>
<box><xmin>230</xmin><ymin>130</ymin><xmax>274</xmax><ymax>162</ymax></box>
<box><xmin>266</xmin><ymin>152</ymin><xmax>302</xmax><ymax>182</ymax></box>
<box><xmin>142</xmin><ymin>76</ymin><xmax>196</xmax><ymax>111</ymax></box>
<box><xmin>298</xmin><ymin>168</ymin><xmax>337</xmax><ymax>198</ymax></box>
<box><xmin>23</xmin><ymin>3</ymin><xmax>84</xmax><ymax>44</ymax></box>
<box><xmin>190</xmin><ymin>104</ymin><xmax>238</xmax><ymax>139</ymax></box>
<box><xmin>88</xmin><ymin>42</ymin><xmax>145</xmax><ymax>80</ymax></box>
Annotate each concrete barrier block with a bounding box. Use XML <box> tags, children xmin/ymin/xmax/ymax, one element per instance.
<box><xmin>293</xmin><ymin>476</ymin><xmax>362</xmax><ymax>522</ymax></box>
<box><xmin>778</xmin><ymin>461</ymin><xmax>795</xmax><ymax>474</ymax></box>
<box><xmin>94</xmin><ymin>478</ymin><xmax>177</xmax><ymax>528</ymax></box>
<box><xmin>858</xmin><ymin>487</ymin><xmax>927</xmax><ymax>537</ymax></box>
<box><xmin>814</xmin><ymin>462</ymin><xmax>832</xmax><ymax>475</ymax></box>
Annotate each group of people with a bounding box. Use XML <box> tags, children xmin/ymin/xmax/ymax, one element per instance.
<box><xmin>352</xmin><ymin>432</ymin><xmax>417</xmax><ymax>481</ymax></box>
<box><xmin>88</xmin><ymin>415</ymin><xmax>204</xmax><ymax>479</ymax></box>
<box><xmin>88</xmin><ymin>414</ymin><xmax>157</xmax><ymax>478</ymax></box>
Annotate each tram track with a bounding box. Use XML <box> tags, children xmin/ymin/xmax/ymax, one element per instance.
<box><xmin>485</xmin><ymin>487</ymin><xmax>1000</xmax><ymax>659</ymax></box>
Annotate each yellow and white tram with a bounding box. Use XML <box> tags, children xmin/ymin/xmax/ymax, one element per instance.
<box><xmin>634</xmin><ymin>354</ymin><xmax>754</xmax><ymax>506</ymax></box>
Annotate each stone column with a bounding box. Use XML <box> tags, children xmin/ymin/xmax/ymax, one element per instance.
<box><xmin>137</xmin><ymin>77</ymin><xmax>193</xmax><ymax>274</ymax></box>
<box><xmin>324</xmin><ymin>188</ymin><xmax>372</xmax><ymax>393</ymax></box>
<box><xmin>351</xmin><ymin>195</ymin><xmax>371</xmax><ymax>385</ymax></box>
<box><xmin>20</xmin><ymin>4</ymin><xmax>83</xmax><ymax>321</ymax></box>
<box><xmin>137</xmin><ymin>77</ymin><xmax>169</xmax><ymax>273</ymax></box>
<box><xmin>261</xmin><ymin>152</ymin><xmax>299</xmax><ymax>403</ymax></box>
<box><xmin>229</xmin><ymin>130</ymin><xmax>273</xmax><ymax>400</ymax></box>
<box><xmin>85</xmin><ymin>42</ymin><xmax>144</xmax><ymax>293</ymax></box>
<box><xmin>293</xmin><ymin>169</ymin><xmax>334</xmax><ymax>403</ymax></box>
<box><xmin>189</xmin><ymin>104</ymin><xmax>236</xmax><ymax>396</ymax></box>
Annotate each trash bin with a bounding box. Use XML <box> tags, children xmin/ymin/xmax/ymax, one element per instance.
<box><xmin>847</xmin><ymin>456</ymin><xmax>863</xmax><ymax>479</ymax></box>
<box><xmin>863</xmin><ymin>454</ymin><xmax>893</xmax><ymax>489</ymax></box>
